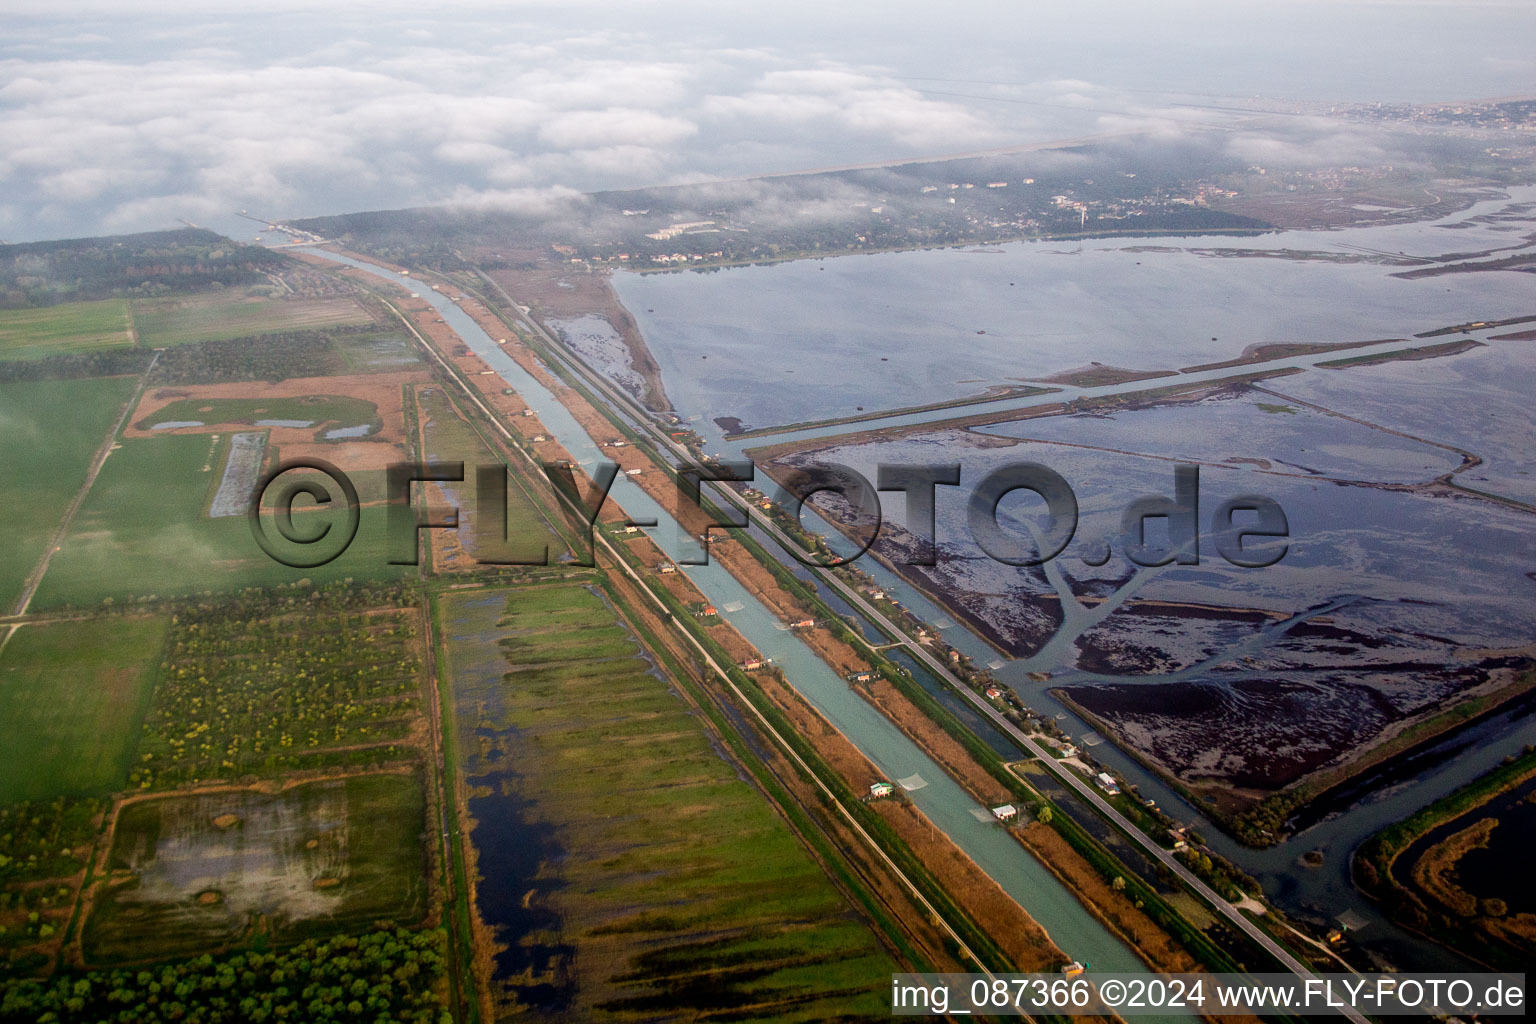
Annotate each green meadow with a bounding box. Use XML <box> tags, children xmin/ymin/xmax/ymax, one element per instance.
<box><xmin>0</xmin><ymin>299</ymin><xmax>134</xmax><ymax>360</ymax></box>
<box><xmin>135</xmin><ymin>394</ymin><xmax>381</xmax><ymax>435</ymax></box>
<box><xmin>438</xmin><ymin>584</ymin><xmax>895</xmax><ymax>1021</ymax></box>
<box><xmin>31</xmin><ymin>433</ymin><xmax>406</xmax><ymax>609</ymax></box>
<box><xmin>0</xmin><ymin>616</ymin><xmax>168</xmax><ymax>804</ymax></box>
<box><xmin>131</xmin><ymin>293</ymin><xmax>371</xmax><ymax>347</ymax></box>
<box><xmin>0</xmin><ymin>375</ymin><xmax>139</xmax><ymax>610</ymax></box>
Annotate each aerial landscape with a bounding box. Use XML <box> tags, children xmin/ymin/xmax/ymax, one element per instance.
<box><xmin>1</xmin><ymin>1</ymin><xmax>1533</xmax><ymax>1020</ymax></box>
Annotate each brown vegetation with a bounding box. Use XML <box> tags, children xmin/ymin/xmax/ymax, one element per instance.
<box><xmin>1017</xmin><ymin>822</ymin><xmax>1197</xmax><ymax>973</ymax></box>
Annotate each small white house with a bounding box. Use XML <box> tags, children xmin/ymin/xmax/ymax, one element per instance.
<box><xmin>991</xmin><ymin>804</ymin><xmax>1018</xmax><ymax>822</ymax></box>
<box><xmin>1096</xmin><ymin>772</ymin><xmax>1121</xmax><ymax>796</ymax></box>
<box><xmin>869</xmin><ymin>782</ymin><xmax>894</xmax><ymax>799</ymax></box>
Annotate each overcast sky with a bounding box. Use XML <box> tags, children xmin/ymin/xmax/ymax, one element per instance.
<box><xmin>1</xmin><ymin>0</ymin><xmax>1532</xmax><ymax>242</ymax></box>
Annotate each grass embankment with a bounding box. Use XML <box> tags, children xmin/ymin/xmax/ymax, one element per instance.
<box><xmin>133</xmin><ymin>395</ymin><xmax>381</xmax><ymax>436</ymax></box>
<box><xmin>724</xmin><ymin>383</ymin><xmax>1058</xmax><ymax>440</ymax></box>
<box><xmin>1317</xmin><ymin>339</ymin><xmax>1483</xmax><ymax>368</ymax></box>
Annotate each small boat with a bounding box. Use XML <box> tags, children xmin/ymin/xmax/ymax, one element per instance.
<box><xmin>1061</xmin><ymin>961</ymin><xmax>1088</xmax><ymax>977</ymax></box>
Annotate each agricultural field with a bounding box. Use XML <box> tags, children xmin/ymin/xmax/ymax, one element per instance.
<box><xmin>30</xmin><ymin>432</ymin><xmax>407</xmax><ymax>609</ymax></box>
<box><xmin>0</xmin><ymin>616</ymin><xmax>168</xmax><ymax>804</ymax></box>
<box><xmin>0</xmin><ymin>375</ymin><xmax>140</xmax><ymax>610</ymax></box>
<box><xmin>131</xmin><ymin>292</ymin><xmax>372</xmax><ymax>347</ymax></box>
<box><xmin>416</xmin><ymin>386</ymin><xmax>571</xmax><ymax>569</ymax></box>
<box><xmin>134</xmin><ymin>586</ymin><xmax>424</xmax><ymax>787</ymax></box>
<box><xmin>0</xmin><ymin>299</ymin><xmax>134</xmax><ymax>361</ymax></box>
<box><xmin>134</xmin><ymin>394</ymin><xmax>381</xmax><ymax>438</ymax></box>
<box><xmin>335</xmin><ymin>330</ymin><xmax>423</xmax><ymax>373</ymax></box>
<box><xmin>437</xmin><ymin>584</ymin><xmax>896</xmax><ymax>1022</ymax></box>
<box><xmin>83</xmin><ymin>772</ymin><xmax>429</xmax><ymax>964</ymax></box>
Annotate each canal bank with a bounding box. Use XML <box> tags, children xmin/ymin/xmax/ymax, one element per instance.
<box><xmin>303</xmin><ymin>248</ymin><xmax>1159</xmax><ymax>980</ymax></box>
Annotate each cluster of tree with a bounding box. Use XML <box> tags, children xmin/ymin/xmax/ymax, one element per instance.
<box><xmin>0</xmin><ymin>230</ymin><xmax>291</xmax><ymax>309</ymax></box>
<box><xmin>294</xmin><ymin>138</ymin><xmax>1285</xmax><ymax>274</ymax></box>
<box><xmin>1227</xmin><ymin>788</ymin><xmax>1308</xmax><ymax>848</ymax></box>
<box><xmin>0</xmin><ymin>349</ymin><xmax>151</xmax><ymax>383</ymax></box>
<box><xmin>0</xmin><ymin>323</ymin><xmax>409</xmax><ymax>386</ymax></box>
<box><xmin>175</xmin><ymin>581</ymin><xmax>418</xmax><ymax>622</ymax></box>
<box><xmin>0</xmin><ymin>927</ymin><xmax>451</xmax><ymax>1023</ymax></box>
<box><xmin>1353</xmin><ymin>747</ymin><xmax>1535</xmax><ymax>969</ymax></box>
<box><xmin>0</xmin><ymin>886</ymin><xmax>72</xmax><ymax>916</ymax></box>
<box><xmin>134</xmin><ymin>589</ymin><xmax>423</xmax><ymax>788</ymax></box>
<box><xmin>0</xmin><ymin>905</ymin><xmax>66</xmax><ymax>952</ymax></box>
<box><xmin>148</xmin><ymin>326</ymin><xmax>388</xmax><ymax>385</ymax></box>
<box><xmin>0</xmin><ymin>798</ymin><xmax>102</xmax><ymax>885</ymax></box>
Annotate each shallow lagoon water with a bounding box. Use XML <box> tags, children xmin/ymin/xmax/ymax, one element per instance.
<box><xmin>611</xmin><ymin>188</ymin><xmax>1536</xmax><ymax>432</ymax></box>
<box><xmin>309</xmin><ymin>248</ymin><xmax>1165</xmax><ymax>987</ymax></box>
<box><xmin>1274</xmin><ymin>340</ymin><xmax>1536</xmax><ymax>505</ymax></box>
<box><xmin>777</xmin><ymin>419</ymin><xmax>1536</xmax><ymax>969</ymax></box>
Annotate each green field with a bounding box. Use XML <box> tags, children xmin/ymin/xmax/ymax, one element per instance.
<box><xmin>0</xmin><ymin>617</ymin><xmax>168</xmax><ymax>804</ymax></box>
<box><xmin>131</xmin><ymin>293</ymin><xmax>371</xmax><ymax>347</ymax></box>
<box><xmin>0</xmin><ymin>376</ymin><xmax>140</xmax><ymax>610</ymax></box>
<box><xmin>418</xmin><ymin>387</ymin><xmax>571</xmax><ymax>565</ymax></box>
<box><xmin>438</xmin><ymin>584</ymin><xmax>895</xmax><ymax>1021</ymax></box>
<box><xmin>135</xmin><ymin>394</ymin><xmax>381</xmax><ymax>436</ymax></box>
<box><xmin>0</xmin><ymin>299</ymin><xmax>133</xmax><ymax>360</ymax></box>
<box><xmin>31</xmin><ymin>433</ymin><xmax>408</xmax><ymax>609</ymax></box>
<box><xmin>83</xmin><ymin>772</ymin><xmax>428</xmax><ymax>964</ymax></box>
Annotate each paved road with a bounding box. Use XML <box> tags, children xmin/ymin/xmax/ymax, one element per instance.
<box><xmin>373</xmin><ymin>285</ymin><xmax>1017</xmax><ymax>995</ymax></box>
<box><xmin>474</xmin><ymin>267</ymin><xmax>1369</xmax><ymax>1020</ymax></box>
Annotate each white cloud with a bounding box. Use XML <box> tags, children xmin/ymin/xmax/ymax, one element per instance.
<box><xmin>3</xmin><ymin>2</ymin><xmax>1525</xmax><ymax>240</ymax></box>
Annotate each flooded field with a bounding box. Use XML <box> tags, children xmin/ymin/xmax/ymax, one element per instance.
<box><xmin>208</xmin><ymin>431</ymin><xmax>266</xmax><ymax>518</ymax></box>
<box><xmin>83</xmin><ymin>773</ymin><xmax>429</xmax><ymax>964</ymax></box>
<box><xmin>1274</xmin><ymin>340</ymin><xmax>1536</xmax><ymax>505</ymax></box>
<box><xmin>610</xmin><ymin>188</ymin><xmax>1536</xmax><ymax>433</ymax></box>
<box><xmin>546</xmin><ymin>316</ymin><xmax>646</xmax><ymax>402</ymax></box>
<box><xmin>436</xmin><ymin>583</ymin><xmax>895</xmax><ymax>1022</ymax></box>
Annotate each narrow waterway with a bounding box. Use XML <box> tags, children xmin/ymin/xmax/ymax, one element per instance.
<box><xmin>306</xmin><ymin>248</ymin><xmax>1162</xmax><ymax>982</ymax></box>
<box><xmin>805</xmin><ymin>534</ymin><xmax>1536</xmax><ymax>972</ymax></box>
